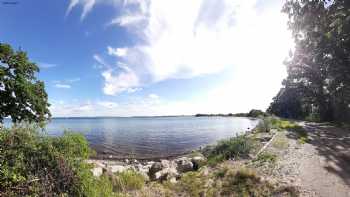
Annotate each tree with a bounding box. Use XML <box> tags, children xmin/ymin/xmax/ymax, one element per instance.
<box><xmin>0</xmin><ymin>43</ymin><xmax>51</xmax><ymax>123</ymax></box>
<box><xmin>269</xmin><ymin>0</ymin><xmax>350</xmax><ymax>123</ymax></box>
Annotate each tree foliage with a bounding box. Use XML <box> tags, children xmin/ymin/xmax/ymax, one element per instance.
<box><xmin>268</xmin><ymin>0</ymin><xmax>350</xmax><ymax>123</ymax></box>
<box><xmin>0</xmin><ymin>43</ymin><xmax>51</xmax><ymax>124</ymax></box>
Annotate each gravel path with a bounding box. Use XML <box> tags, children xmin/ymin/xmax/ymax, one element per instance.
<box><xmin>296</xmin><ymin>122</ymin><xmax>350</xmax><ymax>197</ymax></box>
<box><xmin>269</xmin><ymin>122</ymin><xmax>350</xmax><ymax>197</ymax></box>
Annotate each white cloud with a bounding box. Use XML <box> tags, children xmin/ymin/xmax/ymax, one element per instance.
<box><xmin>53</xmin><ymin>78</ymin><xmax>80</xmax><ymax>89</ymax></box>
<box><xmin>104</xmin><ymin>0</ymin><xmax>292</xmax><ymax>83</ymax></box>
<box><xmin>66</xmin><ymin>0</ymin><xmax>97</xmax><ymax>20</ymax></box>
<box><xmin>107</xmin><ymin>46</ymin><xmax>128</xmax><ymax>57</ymax></box>
<box><xmin>102</xmin><ymin>67</ymin><xmax>139</xmax><ymax>95</ymax></box>
<box><xmin>97</xmin><ymin>101</ymin><xmax>119</xmax><ymax>108</ymax></box>
<box><xmin>38</xmin><ymin>62</ymin><xmax>57</xmax><ymax>69</ymax></box>
<box><xmin>148</xmin><ymin>93</ymin><xmax>159</xmax><ymax>99</ymax></box>
<box><xmin>69</xmin><ymin>0</ymin><xmax>294</xmax><ymax>112</ymax></box>
<box><xmin>55</xmin><ymin>84</ymin><xmax>71</xmax><ymax>89</ymax></box>
<box><xmin>93</xmin><ymin>54</ymin><xmax>109</xmax><ymax>67</ymax></box>
<box><xmin>110</xmin><ymin>14</ymin><xmax>146</xmax><ymax>27</ymax></box>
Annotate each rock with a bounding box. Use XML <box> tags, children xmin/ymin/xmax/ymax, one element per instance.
<box><xmin>169</xmin><ymin>177</ymin><xmax>177</xmax><ymax>183</ymax></box>
<box><xmin>160</xmin><ymin>160</ymin><xmax>171</xmax><ymax>168</ymax></box>
<box><xmin>175</xmin><ymin>157</ymin><xmax>193</xmax><ymax>173</ymax></box>
<box><xmin>154</xmin><ymin>167</ymin><xmax>179</xmax><ymax>182</ymax></box>
<box><xmin>149</xmin><ymin>162</ymin><xmax>163</xmax><ymax>180</ymax></box>
<box><xmin>91</xmin><ymin>167</ymin><xmax>103</xmax><ymax>177</ymax></box>
<box><xmin>135</xmin><ymin>164</ymin><xmax>150</xmax><ymax>181</ymax></box>
<box><xmin>108</xmin><ymin>165</ymin><xmax>128</xmax><ymax>173</ymax></box>
<box><xmin>149</xmin><ymin>160</ymin><xmax>179</xmax><ymax>181</ymax></box>
<box><xmin>191</xmin><ymin>156</ymin><xmax>206</xmax><ymax>170</ymax></box>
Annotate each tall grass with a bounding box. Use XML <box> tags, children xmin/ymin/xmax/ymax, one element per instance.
<box><xmin>204</xmin><ymin>135</ymin><xmax>254</xmax><ymax>165</ymax></box>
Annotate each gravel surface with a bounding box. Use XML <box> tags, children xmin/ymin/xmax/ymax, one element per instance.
<box><xmin>261</xmin><ymin>122</ymin><xmax>350</xmax><ymax>197</ymax></box>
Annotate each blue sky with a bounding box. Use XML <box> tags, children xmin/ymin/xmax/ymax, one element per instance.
<box><xmin>0</xmin><ymin>0</ymin><xmax>293</xmax><ymax>117</ymax></box>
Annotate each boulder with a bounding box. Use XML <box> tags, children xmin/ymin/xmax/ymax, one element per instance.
<box><xmin>191</xmin><ymin>156</ymin><xmax>206</xmax><ymax>170</ymax></box>
<box><xmin>154</xmin><ymin>167</ymin><xmax>179</xmax><ymax>181</ymax></box>
<box><xmin>135</xmin><ymin>164</ymin><xmax>150</xmax><ymax>181</ymax></box>
<box><xmin>149</xmin><ymin>160</ymin><xmax>179</xmax><ymax>181</ymax></box>
<box><xmin>175</xmin><ymin>157</ymin><xmax>193</xmax><ymax>173</ymax></box>
<box><xmin>108</xmin><ymin>165</ymin><xmax>128</xmax><ymax>173</ymax></box>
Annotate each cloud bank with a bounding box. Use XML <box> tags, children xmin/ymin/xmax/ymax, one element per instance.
<box><xmin>67</xmin><ymin>0</ymin><xmax>293</xmax><ymax>114</ymax></box>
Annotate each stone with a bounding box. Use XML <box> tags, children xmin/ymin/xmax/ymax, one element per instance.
<box><xmin>169</xmin><ymin>177</ymin><xmax>177</xmax><ymax>183</ymax></box>
<box><xmin>175</xmin><ymin>157</ymin><xmax>193</xmax><ymax>173</ymax></box>
<box><xmin>149</xmin><ymin>162</ymin><xmax>163</xmax><ymax>180</ymax></box>
<box><xmin>149</xmin><ymin>160</ymin><xmax>179</xmax><ymax>181</ymax></box>
<box><xmin>191</xmin><ymin>156</ymin><xmax>206</xmax><ymax>170</ymax></box>
<box><xmin>108</xmin><ymin>165</ymin><xmax>128</xmax><ymax>173</ymax></box>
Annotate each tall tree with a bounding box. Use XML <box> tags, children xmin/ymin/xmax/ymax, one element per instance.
<box><xmin>269</xmin><ymin>0</ymin><xmax>350</xmax><ymax>122</ymax></box>
<box><xmin>0</xmin><ymin>43</ymin><xmax>51</xmax><ymax>124</ymax></box>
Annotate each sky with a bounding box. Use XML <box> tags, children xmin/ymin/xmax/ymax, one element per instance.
<box><xmin>0</xmin><ymin>0</ymin><xmax>294</xmax><ymax>117</ymax></box>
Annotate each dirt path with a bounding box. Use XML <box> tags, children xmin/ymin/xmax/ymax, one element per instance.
<box><xmin>295</xmin><ymin>122</ymin><xmax>350</xmax><ymax>197</ymax></box>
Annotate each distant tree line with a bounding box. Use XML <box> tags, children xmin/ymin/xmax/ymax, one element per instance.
<box><xmin>195</xmin><ymin>109</ymin><xmax>267</xmax><ymax>118</ymax></box>
<box><xmin>268</xmin><ymin>0</ymin><xmax>350</xmax><ymax>123</ymax></box>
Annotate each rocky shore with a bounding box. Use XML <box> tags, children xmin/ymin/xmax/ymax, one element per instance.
<box><xmin>87</xmin><ymin>154</ymin><xmax>207</xmax><ymax>183</ymax></box>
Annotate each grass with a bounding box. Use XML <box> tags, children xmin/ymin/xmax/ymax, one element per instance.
<box><xmin>253</xmin><ymin>152</ymin><xmax>277</xmax><ymax>165</ymax></box>
<box><xmin>204</xmin><ymin>135</ymin><xmax>254</xmax><ymax>166</ymax></box>
<box><xmin>221</xmin><ymin>168</ymin><xmax>275</xmax><ymax>196</ymax></box>
<box><xmin>268</xmin><ymin>117</ymin><xmax>310</xmax><ymax>143</ymax></box>
<box><xmin>272</xmin><ymin>135</ymin><xmax>289</xmax><ymax>149</ymax></box>
<box><xmin>112</xmin><ymin>170</ymin><xmax>145</xmax><ymax>192</ymax></box>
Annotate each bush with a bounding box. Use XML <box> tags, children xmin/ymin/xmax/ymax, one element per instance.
<box><xmin>0</xmin><ymin>126</ymin><xmax>115</xmax><ymax>196</ymax></box>
<box><xmin>206</xmin><ymin>135</ymin><xmax>253</xmax><ymax>163</ymax></box>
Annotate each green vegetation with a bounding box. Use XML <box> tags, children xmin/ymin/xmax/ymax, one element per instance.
<box><xmin>247</xmin><ymin>109</ymin><xmax>268</xmax><ymax>118</ymax></box>
<box><xmin>112</xmin><ymin>170</ymin><xmax>145</xmax><ymax>192</ymax></box>
<box><xmin>204</xmin><ymin>135</ymin><xmax>254</xmax><ymax>165</ymax></box>
<box><xmin>272</xmin><ymin>135</ymin><xmax>289</xmax><ymax>149</ymax></box>
<box><xmin>0</xmin><ymin>43</ymin><xmax>51</xmax><ymax>124</ymax></box>
<box><xmin>176</xmin><ymin>171</ymin><xmax>207</xmax><ymax>197</ymax></box>
<box><xmin>161</xmin><ymin>166</ymin><xmax>296</xmax><ymax>197</ymax></box>
<box><xmin>268</xmin><ymin>0</ymin><xmax>350</xmax><ymax>124</ymax></box>
<box><xmin>221</xmin><ymin>168</ymin><xmax>274</xmax><ymax>196</ymax></box>
<box><xmin>256</xmin><ymin>117</ymin><xmax>272</xmax><ymax>133</ymax></box>
<box><xmin>0</xmin><ymin>126</ymin><xmax>147</xmax><ymax>196</ymax></box>
<box><xmin>253</xmin><ymin>152</ymin><xmax>277</xmax><ymax>166</ymax></box>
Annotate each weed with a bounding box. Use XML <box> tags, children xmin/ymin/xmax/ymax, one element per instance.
<box><xmin>221</xmin><ymin>168</ymin><xmax>274</xmax><ymax>196</ymax></box>
<box><xmin>253</xmin><ymin>152</ymin><xmax>277</xmax><ymax>165</ymax></box>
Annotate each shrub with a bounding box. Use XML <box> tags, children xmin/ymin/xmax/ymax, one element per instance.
<box><xmin>0</xmin><ymin>126</ymin><xmax>115</xmax><ymax>196</ymax></box>
<box><xmin>206</xmin><ymin>135</ymin><xmax>253</xmax><ymax>163</ymax></box>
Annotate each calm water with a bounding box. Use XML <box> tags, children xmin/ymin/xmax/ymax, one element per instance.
<box><xmin>6</xmin><ymin>116</ymin><xmax>258</xmax><ymax>159</ymax></box>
